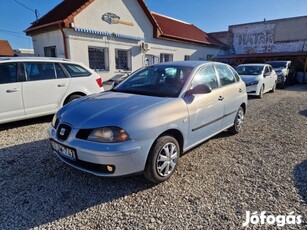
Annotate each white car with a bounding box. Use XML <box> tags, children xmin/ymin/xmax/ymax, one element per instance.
<box><xmin>236</xmin><ymin>64</ymin><xmax>277</xmax><ymax>98</ymax></box>
<box><xmin>0</xmin><ymin>57</ymin><xmax>104</xmax><ymax>124</ymax></box>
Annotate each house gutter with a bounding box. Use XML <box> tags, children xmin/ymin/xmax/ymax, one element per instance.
<box><xmin>59</xmin><ymin>23</ymin><xmax>68</xmax><ymax>59</ymax></box>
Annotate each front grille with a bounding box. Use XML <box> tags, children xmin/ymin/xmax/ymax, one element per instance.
<box><xmin>57</xmin><ymin>124</ymin><xmax>72</xmax><ymax>141</ymax></box>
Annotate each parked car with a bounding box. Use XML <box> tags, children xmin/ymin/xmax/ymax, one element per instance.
<box><xmin>0</xmin><ymin>57</ymin><xmax>104</xmax><ymax>124</ymax></box>
<box><xmin>265</xmin><ymin>60</ymin><xmax>292</xmax><ymax>88</ymax></box>
<box><xmin>49</xmin><ymin>61</ymin><xmax>247</xmax><ymax>183</ymax></box>
<box><xmin>235</xmin><ymin>63</ymin><xmax>277</xmax><ymax>98</ymax></box>
<box><xmin>103</xmin><ymin>73</ymin><xmax>130</xmax><ymax>90</ymax></box>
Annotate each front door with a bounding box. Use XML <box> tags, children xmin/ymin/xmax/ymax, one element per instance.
<box><xmin>185</xmin><ymin>65</ymin><xmax>224</xmax><ymax>147</ymax></box>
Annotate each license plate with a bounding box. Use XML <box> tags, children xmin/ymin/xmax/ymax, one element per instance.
<box><xmin>50</xmin><ymin>140</ymin><xmax>76</xmax><ymax>160</ymax></box>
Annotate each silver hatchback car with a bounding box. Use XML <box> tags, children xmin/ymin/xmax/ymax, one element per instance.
<box><xmin>49</xmin><ymin>61</ymin><xmax>247</xmax><ymax>183</ymax></box>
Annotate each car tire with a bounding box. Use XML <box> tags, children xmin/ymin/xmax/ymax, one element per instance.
<box><xmin>228</xmin><ymin>107</ymin><xmax>245</xmax><ymax>134</ymax></box>
<box><xmin>258</xmin><ymin>85</ymin><xmax>264</xmax><ymax>98</ymax></box>
<box><xmin>270</xmin><ymin>82</ymin><xmax>276</xmax><ymax>93</ymax></box>
<box><xmin>65</xmin><ymin>94</ymin><xmax>82</xmax><ymax>104</ymax></box>
<box><xmin>144</xmin><ymin>136</ymin><xmax>180</xmax><ymax>183</ymax></box>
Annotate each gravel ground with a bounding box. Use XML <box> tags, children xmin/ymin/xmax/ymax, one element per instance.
<box><xmin>0</xmin><ymin>84</ymin><xmax>307</xmax><ymax>229</ymax></box>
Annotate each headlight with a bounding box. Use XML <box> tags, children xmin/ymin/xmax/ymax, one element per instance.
<box><xmin>246</xmin><ymin>81</ymin><xmax>258</xmax><ymax>86</ymax></box>
<box><xmin>87</xmin><ymin>126</ymin><xmax>130</xmax><ymax>143</ymax></box>
<box><xmin>51</xmin><ymin>114</ymin><xmax>58</xmax><ymax>128</ymax></box>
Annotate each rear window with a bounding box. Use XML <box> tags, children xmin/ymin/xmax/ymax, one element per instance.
<box><xmin>0</xmin><ymin>63</ymin><xmax>17</xmax><ymax>84</ymax></box>
<box><xmin>63</xmin><ymin>64</ymin><xmax>91</xmax><ymax>77</ymax></box>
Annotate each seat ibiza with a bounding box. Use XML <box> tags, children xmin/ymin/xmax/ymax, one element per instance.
<box><xmin>49</xmin><ymin>61</ymin><xmax>247</xmax><ymax>183</ymax></box>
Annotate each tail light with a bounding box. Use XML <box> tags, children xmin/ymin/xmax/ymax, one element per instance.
<box><xmin>96</xmin><ymin>78</ymin><xmax>103</xmax><ymax>88</ymax></box>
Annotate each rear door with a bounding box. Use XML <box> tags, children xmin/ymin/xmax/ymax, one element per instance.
<box><xmin>215</xmin><ymin>64</ymin><xmax>244</xmax><ymax>129</ymax></box>
<box><xmin>0</xmin><ymin>62</ymin><xmax>24</xmax><ymax>123</ymax></box>
<box><xmin>185</xmin><ymin>65</ymin><xmax>224</xmax><ymax>146</ymax></box>
<box><xmin>22</xmin><ymin>62</ymin><xmax>70</xmax><ymax>115</ymax></box>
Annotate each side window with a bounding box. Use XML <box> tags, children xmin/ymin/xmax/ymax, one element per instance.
<box><xmin>215</xmin><ymin>64</ymin><xmax>236</xmax><ymax>86</ymax></box>
<box><xmin>229</xmin><ymin>66</ymin><xmax>241</xmax><ymax>82</ymax></box>
<box><xmin>63</xmin><ymin>64</ymin><xmax>91</xmax><ymax>77</ymax></box>
<box><xmin>264</xmin><ymin>66</ymin><xmax>270</xmax><ymax>75</ymax></box>
<box><xmin>191</xmin><ymin>65</ymin><xmax>218</xmax><ymax>90</ymax></box>
<box><xmin>24</xmin><ymin>62</ymin><xmax>56</xmax><ymax>81</ymax></box>
<box><xmin>0</xmin><ymin>63</ymin><xmax>17</xmax><ymax>84</ymax></box>
<box><xmin>54</xmin><ymin>63</ymin><xmax>66</xmax><ymax>78</ymax></box>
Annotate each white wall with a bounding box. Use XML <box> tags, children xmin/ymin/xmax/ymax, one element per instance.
<box><xmin>30</xmin><ymin>0</ymin><xmax>224</xmax><ymax>81</ymax></box>
<box><xmin>231</xmin><ymin>22</ymin><xmax>307</xmax><ymax>54</ymax></box>
<box><xmin>32</xmin><ymin>31</ymin><xmax>64</xmax><ymax>57</ymax></box>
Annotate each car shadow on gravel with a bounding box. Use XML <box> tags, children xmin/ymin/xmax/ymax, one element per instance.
<box><xmin>299</xmin><ymin>109</ymin><xmax>307</xmax><ymax>117</ymax></box>
<box><xmin>284</xmin><ymin>84</ymin><xmax>307</xmax><ymax>92</ymax></box>
<box><xmin>0</xmin><ymin>139</ymin><xmax>155</xmax><ymax>229</ymax></box>
<box><xmin>294</xmin><ymin>160</ymin><xmax>307</xmax><ymax>204</ymax></box>
<box><xmin>0</xmin><ymin>115</ymin><xmax>53</xmax><ymax>131</ymax></box>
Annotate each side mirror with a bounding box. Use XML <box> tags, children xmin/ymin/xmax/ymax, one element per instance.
<box><xmin>186</xmin><ymin>84</ymin><xmax>212</xmax><ymax>96</ymax></box>
<box><xmin>264</xmin><ymin>72</ymin><xmax>270</xmax><ymax>77</ymax></box>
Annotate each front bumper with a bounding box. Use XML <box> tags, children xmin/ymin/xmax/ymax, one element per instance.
<box><xmin>48</xmin><ymin>125</ymin><xmax>151</xmax><ymax>177</ymax></box>
<box><xmin>276</xmin><ymin>74</ymin><xmax>285</xmax><ymax>84</ymax></box>
<box><xmin>245</xmin><ymin>84</ymin><xmax>259</xmax><ymax>96</ymax></box>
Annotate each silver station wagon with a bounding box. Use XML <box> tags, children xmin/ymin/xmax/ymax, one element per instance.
<box><xmin>49</xmin><ymin>61</ymin><xmax>247</xmax><ymax>183</ymax></box>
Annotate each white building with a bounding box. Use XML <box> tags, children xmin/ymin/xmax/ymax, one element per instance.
<box><xmin>25</xmin><ymin>0</ymin><xmax>226</xmax><ymax>81</ymax></box>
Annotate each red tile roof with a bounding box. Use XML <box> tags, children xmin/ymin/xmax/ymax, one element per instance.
<box><xmin>25</xmin><ymin>0</ymin><xmax>226</xmax><ymax>48</ymax></box>
<box><xmin>0</xmin><ymin>40</ymin><xmax>14</xmax><ymax>56</ymax></box>
<box><xmin>151</xmin><ymin>12</ymin><xmax>226</xmax><ymax>47</ymax></box>
<box><xmin>25</xmin><ymin>0</ymin><xmax>94</xmax><ymax>33</ymax></box>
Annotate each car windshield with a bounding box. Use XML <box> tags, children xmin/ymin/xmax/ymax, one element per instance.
<box><xmin>266</xmin><ymin>62</ymin><xmax>287</xmax><ymax>68</ymax></box>
<box><xmin>113</xmin><ymin>65</ymin><xmax>193</xmax><ymax>97</ymax></box>
<box><xmin>235</xmin><ymin>66</ymin><xmax>263</xmax><ymax>76</ymax></box>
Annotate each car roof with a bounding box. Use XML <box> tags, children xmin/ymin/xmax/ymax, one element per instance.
<box><xmin>266</xmin><ymin>60</ymin><xmax>291</xmax><ymax>63</ymax></box>
<box><xmin>0</xmin><ymin>57</ymin><xmax>71</xmax><ymax>62</ymax></box>
<box><xmin>150</xmin><ymin>61</ymin><xmax>228</xmax><ymax>68</ymax></box>
<box><xmin>238</xmin><ymin>63</ymin><xmax>267</xmax><ymax>67</ymax></box>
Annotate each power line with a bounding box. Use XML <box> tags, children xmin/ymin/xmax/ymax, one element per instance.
<box><xmin>0</xmin><ymin>29</ymin><xmax>29</xmax><ymax>39</ymax></box>
<box><xmin>0</xmin><ymin>29</ymin><xmax>25</xmax><ymax>36</ymax></box>
<box><xmin>14</xmin><ymin>0</ymin><xmax>39</xmax><ymax>20</ymax></box>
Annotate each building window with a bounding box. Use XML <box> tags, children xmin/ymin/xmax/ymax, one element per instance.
<box><xmin>184</xmin><ymin>55</ymin><xmax>190</xmax><ymax>61</ymax></box>
<box><xmin>88</xmin><ymin>47</ymin><xmax>109</xmax><ymax>71</ymax></box>
<box><xmin>160</xmin><ymin>53</ymin><xmax>173</xmax><ymax>63</ymax></box>
<box><xmin>115</xmin><ymin>49</ymin><xmax>131</xmax><ymax>71</ymax></box>
<box><xmin>44</xmin><ymin>46</ymin><xmax>56</xmax><ymax>57</ymax></box>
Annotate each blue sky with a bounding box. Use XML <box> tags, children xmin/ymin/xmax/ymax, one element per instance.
<box><xmin>1</xmin><ymin>0</ymin><xmax>307</xmax><ymax>49</ymax></box>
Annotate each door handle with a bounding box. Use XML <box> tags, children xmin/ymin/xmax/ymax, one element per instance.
<box><xmin>238</xmin><ymin>88</ymin><xmax>242</xmax><ymax>93</ymax></box>
<box><xmin>218</xmin><ymin>96</ymin><xmax>224</xmax><ymax>101</ymax></box>
<box><xmin>58</xmin><ymin>83</ymin><xmax>67</xmax><ymax>87</ymax></box>
<box><xmin>6</xmin><ymin>88</ymin><xmax>20</xmax><ymax>93</ymax></box>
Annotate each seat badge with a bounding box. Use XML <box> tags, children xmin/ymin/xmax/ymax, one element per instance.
<box><xmin>60</xmin><ymin>128</ymin><xmax>66</xmax><ymax>136</ymax></box>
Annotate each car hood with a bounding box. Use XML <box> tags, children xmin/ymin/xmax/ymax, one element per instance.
<box><xmin>240</xmin><ymin>75</ymin><xmax>261</xmax><ymax>84</ymax></box>
<box><xmin>58</xmin><ymin>91</ymin><xmax>172</xmax><ymax>128</ymax></box>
